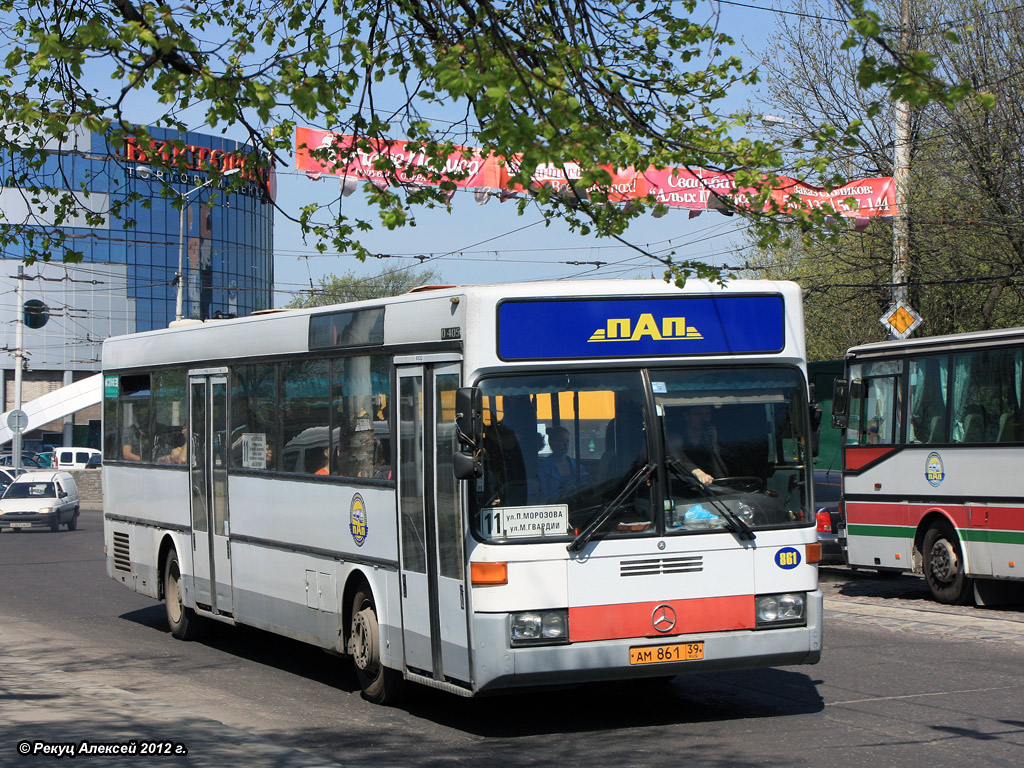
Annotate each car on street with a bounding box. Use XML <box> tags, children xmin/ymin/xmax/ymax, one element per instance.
<box><xmin>813</xmin><ymin>468</ymin><xmax>845</xmax><ymax>565</ymax></box>
<box><xmin>0</xmin><ymin>471</ymin><xmax>81</xmax><ymax>532</ymax></box>
<box><xmin>0</xmin><ymin>452</ymin><xmax>48</xmax><ymax>469</ymax></box>
<box><xmin>0</xmin><ymin>467</ymin><xmax>27</xmax><ymax>493</ymax></box>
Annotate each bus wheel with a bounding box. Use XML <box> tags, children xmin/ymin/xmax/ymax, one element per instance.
<box><xmin>163</xmin><ymin>549</ymin><xmax>206</xmax><ymax>640</ymax></box>
<box><xmin>922</xmin><ymin>523</ymin><xmax>972</xmax><ymax>605</ymax></box>
<box><xmin>348</xmin><ymin>588</ymin><xmax>404</xmax><ymax>705</ymax></box>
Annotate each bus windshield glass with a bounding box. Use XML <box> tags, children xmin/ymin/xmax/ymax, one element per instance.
<box><xmin>472</xmin><ymin>367</ymin><xmax>811</xmax><ymax>543</ymax></box>
<box><xmin>655</xmin><ymin>367</ymin><xmax>811</xmax><ymax>534</ymax></box>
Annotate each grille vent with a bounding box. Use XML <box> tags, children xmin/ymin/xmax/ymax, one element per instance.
<box><xmin>112</xmin><ymin>531</ymin><xmax>131</xmax><ymax>572</ymax></box>
<box><xmin>620</xmin><ymin>555</ymin><xmax>703</xmax><ymax>577</ymax></box>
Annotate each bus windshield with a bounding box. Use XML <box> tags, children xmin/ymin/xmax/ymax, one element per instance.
<box><xmin>472</xmin><ymin>367</ymin><xmax>812</xmax><ymax>543</ymax></box>
<box><xmin>656</xmin><ymin>367</ymin><xmax>811</xmax><ymax>534</ymax></box>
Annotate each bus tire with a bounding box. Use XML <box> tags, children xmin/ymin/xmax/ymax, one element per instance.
<box><xmin>164</xmin><ymin>549</ymin><xmax>206</xmax><ymax>640</ymax></box>
<box><xmin>349</xmin><ymin>588</ymin><xmax>404</xmax><ymax>705</ymax></box>
<box><xmin>922</xmin><ymin>523</ymin><xmax>972</xmax><ymax>605</ymax></box>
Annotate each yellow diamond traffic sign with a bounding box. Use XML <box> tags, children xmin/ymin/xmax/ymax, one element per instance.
<box><xmin>880</xmin><ymin>300</ymin><xmax>923</xmax><ymax>339</ymax></box>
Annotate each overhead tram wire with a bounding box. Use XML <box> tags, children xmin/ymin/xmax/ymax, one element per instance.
<box><xmin>711</xmin><ymin>0</ymin><xmax>849</xmax><ymax>24</ymax></box>
<box><xmin>710</xmin><ymin>0</ymin><xmax>1024</xmax><ymax>34</ymax></box>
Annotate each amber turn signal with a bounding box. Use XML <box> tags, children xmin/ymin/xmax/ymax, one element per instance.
<box><xmin>471</xmin><ymin>561</ymin><xmax>508</xmax><ymax>585</ymax></box>
<box><xmin>805</xmin><ymin>542</ymin><xmax>823</xmax><ymax>564</ymax></box>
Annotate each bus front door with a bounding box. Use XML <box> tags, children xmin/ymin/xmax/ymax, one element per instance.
<box><xmin>188</xmin><ymin>371</ymin><xmax>233</xmax><ymax>616</ymax></box>
<box><xmin>397</xmin><ymin>363</ymin><xmax>471</xmax><ymax>686</ymax></box>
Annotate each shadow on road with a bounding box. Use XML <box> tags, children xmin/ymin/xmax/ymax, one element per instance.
<box><xmin>119</xmin><ymin>603</ymin><xmax>823</xmax><ymax>738</ymax></box>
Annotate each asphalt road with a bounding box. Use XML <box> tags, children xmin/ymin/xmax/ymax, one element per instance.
<box><xmin>1</xmin><ymin>507</ymin><xmax>1022</xmax><ymax>767</ymax></box>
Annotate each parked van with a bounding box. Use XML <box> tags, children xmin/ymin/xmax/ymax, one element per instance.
<box><xmin>55</xmin><ymin>448</ymin><xmax>102</xmax><ymax>471</ymax></box>
<box><xmin>0</xmin><ymin>470</ymin><xmax>80</xmax><ymax>531</ymax></box>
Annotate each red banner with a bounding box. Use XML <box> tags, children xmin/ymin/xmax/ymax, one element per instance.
<box><xmin>295</xmin><ymin>127</ymin><xmax>896</xmax><ymax>218</ymax></box>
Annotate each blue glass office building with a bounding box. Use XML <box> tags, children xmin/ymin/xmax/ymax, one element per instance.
<box><xmin>1</xmin><ymin>125</ymin><xmax>274</xmax><ymax>334</ymax></box>
<box><xmin>0</xmin><ymin>126</ymin><xmax>274</xmax><ymax>445</ymax></box>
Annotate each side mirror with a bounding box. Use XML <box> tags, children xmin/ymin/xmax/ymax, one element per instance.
<box><xmin>453</xmin><ymin>387</ymin><xmax>483</xmax><ymax>480</ymax></box>
<box><xmin>453</xmin><ymin>450</ymin><xmax>481</xmax><ymax>480</ymax></box>
<box><xmin>455</xmin><ymin>387</ymin><xmax>482</xmax><ymax>448</ymax></box>
<box><xmin>831</xmin><ymin>379</ymin><xmax>849</xmax><ymax>429</ymax></box>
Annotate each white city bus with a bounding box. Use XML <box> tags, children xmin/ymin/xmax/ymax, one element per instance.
<box><xmin>833</xmin><ymin>327</ymin><xmax>1024</xmax><ymax>605</ymax></box>
<box><xmin>102</xmin><ymin>279</ymin><xmax>822</xmax><ymax>704</ymax></box>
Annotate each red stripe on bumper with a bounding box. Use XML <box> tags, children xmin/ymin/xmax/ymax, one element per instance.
<box><xmin>568</xmin><ymin>594</ymin><xmax>754</xmax><ymax>642</ymax></box>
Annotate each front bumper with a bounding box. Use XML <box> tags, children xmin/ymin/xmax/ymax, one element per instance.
<box><xmin>0</xmin><ymin>511</ymin><xmax>58</xmax><ymax>530</ymax></box>
<box><xmin>471</xmin><ymin>590</ymin><xmax>824</xmax><ymax>693</ymax></box>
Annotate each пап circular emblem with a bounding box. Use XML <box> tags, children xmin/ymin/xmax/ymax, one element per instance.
<box><xmin>350</xmin><ymin>493</ymin><xmax>368</xmax><ymax>547</ymax></box>
<box><xmin>925</xmin><ymin>451</ymin><xmax>945</xmax><ymax>488</ymax></box>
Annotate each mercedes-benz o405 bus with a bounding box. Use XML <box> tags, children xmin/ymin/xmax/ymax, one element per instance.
<box><xmin>102</xmin><ymin>279</ymin><xmax>823</xmax><ymax>703</ymax></box>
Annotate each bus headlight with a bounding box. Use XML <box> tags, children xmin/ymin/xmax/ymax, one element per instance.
<box><xmin>755</xmin><ymin>593</ymin><xmax>806</xmax><ymax>628</ymax></box>
<box><xmin>509</xmin><ymin>609</ymin><xmax>569</xmax><ymax>646</ymax></box>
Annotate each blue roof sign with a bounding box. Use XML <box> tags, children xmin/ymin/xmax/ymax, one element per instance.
<box><xmin>497</xmin><ymin>295</ymin><xmax>785</xmax><ymax>361</ymax></box>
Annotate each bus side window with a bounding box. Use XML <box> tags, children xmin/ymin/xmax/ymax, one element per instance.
<box><xmin>855</xmin><ymin>376</ymin><xmax>897</xmax><ymax>446</ymax></box>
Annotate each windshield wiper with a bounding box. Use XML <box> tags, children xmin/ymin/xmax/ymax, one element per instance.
<box><xmin>567</xmin><ymin>462</ymin><xmax>654</xmax><ymax>553</ymax></box>
<box><xmin>666</xmin><ymin>459</ymin><xmax>756</xmax><ymax>541</ymax></box>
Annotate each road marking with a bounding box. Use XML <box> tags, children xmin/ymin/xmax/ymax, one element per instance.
<box><xmin>828</xmin><ymin>685</ymin><xmax>1019</xmax><ymax>706</ymax></box>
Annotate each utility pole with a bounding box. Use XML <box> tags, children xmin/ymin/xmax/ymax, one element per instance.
<box><xmin>13</xmin><ymin>266</ymin><xmax>24</xmax><ymax>469</ymax></box>
<box><xmin>891</xmin><ymin>0</ymin><xmax>913</xmax><ymax>337</ymax></box>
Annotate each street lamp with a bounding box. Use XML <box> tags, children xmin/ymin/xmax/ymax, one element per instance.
<box><xmin>174</xmin><ymin>168</ymin><xmax>241</xmax><ymax>322</ymax></box>
<box><xmin>759</xmin><ymin>114</ymin><xmax>789</xmax><ymax>128</ymax></box>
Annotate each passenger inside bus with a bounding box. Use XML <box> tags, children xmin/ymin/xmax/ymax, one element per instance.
<box><xmin>313</xmin><ymin>447</ymin><xmax>330</xmax><ymax>475</ymax></box>
<box><xmin>157</xmin><ymin>426</ymin><xmax>188</xmax><ymax>464</ymax></box>
<box><xmin>121</xmin><ymin>412</ymin><xmax>147</xmax><ymax>462</ymax></box>
<box><xmin>480</xmin><ymin>417</ymin><xmax>529</xmax><ymax>506</ymax></box>
<box><xmin>597</xmin><ymin>419</ymin><xmax>622</xmax><ymax>479</ymax></box>
<box><xmin>538</xmin><ymin>425</ymin><xmax>589</xmax><ymax>502</ymax></box>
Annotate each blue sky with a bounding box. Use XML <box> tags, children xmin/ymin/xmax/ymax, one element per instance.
<box><xmin>267</xmin><ymin>2</ymin><xmax>788</xmax><ymax>305</ymax></box>
<box><xmin>54</xmin><ymin>1</ymin><xmax>793</xmax><ymax>304</ymax></box>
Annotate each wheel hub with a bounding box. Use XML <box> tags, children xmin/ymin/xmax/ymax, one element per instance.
<box><xmin>929</xmin><ymin>539</ymin><xmax>958</xmax><ymax>584</ymax></box>
<box><xmin>348</xmin><ymin>610</ymin><xmax>378</xmax><ymax>673</ymax></box>
<box><xmin>167</xmin><ymin>569</ymin><xmax>182</xmax><ymax>622</ymax></box>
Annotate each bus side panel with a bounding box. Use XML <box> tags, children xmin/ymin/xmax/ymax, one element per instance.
<box><xmin>984</xmin><ymin>504</ymin><xmax>1024</xmax><ymax>580</ymax></box>
<box><xmin>226</xmin><ymin>476</ymin><xmax>399</xmax><ymax>650</ymax></box>
<box><xmin>845</xmin><ymin>446</ymin><xmax>1024</xmax><ymax>575</ymax></box>
<box><xmin>844</xmin><ymin>447</ymin><xmax>914</xmax><ymax>570</ymax></box>
<box><xmin>844</xmin><ymin>500</ymin><xmax>914</xmax><ymax>571</ymax></box>
<box><xmin>103</xmin><ymin>464</ymin><xmax>192</xmax><ymax>599</ymax></box>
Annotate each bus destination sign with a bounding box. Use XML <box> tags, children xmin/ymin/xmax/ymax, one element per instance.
<box><xmin>497</xmin><ymin>295</ymin><xmax>785</xmax><ymax>361</ymax></box>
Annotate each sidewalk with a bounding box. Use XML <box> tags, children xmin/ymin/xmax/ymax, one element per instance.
<box><xmin>819</xmin><ymin>566</ymin><xmax>1024</xmax><ymax>646</ymax></box>
<box><xmin>0</xmin><ymin>653</ymin><xmax>340</xmax><ymax>767</ymax></box>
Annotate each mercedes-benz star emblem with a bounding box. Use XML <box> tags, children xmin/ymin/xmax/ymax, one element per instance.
<box><xmin>651</xmin><ymin>604</ymin><xmax>677</xmax><ymax>633</ymax></box>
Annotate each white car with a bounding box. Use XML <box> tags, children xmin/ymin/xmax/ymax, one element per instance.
<box><xmin>0</xmin><ymin>467</ymin><xmax>27</xmax><ymax>492</ymax></box>
<box><xmin>0</xmin><ymin>471</ymin><xmax>81</xmax><ymax>532</ymax></box>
